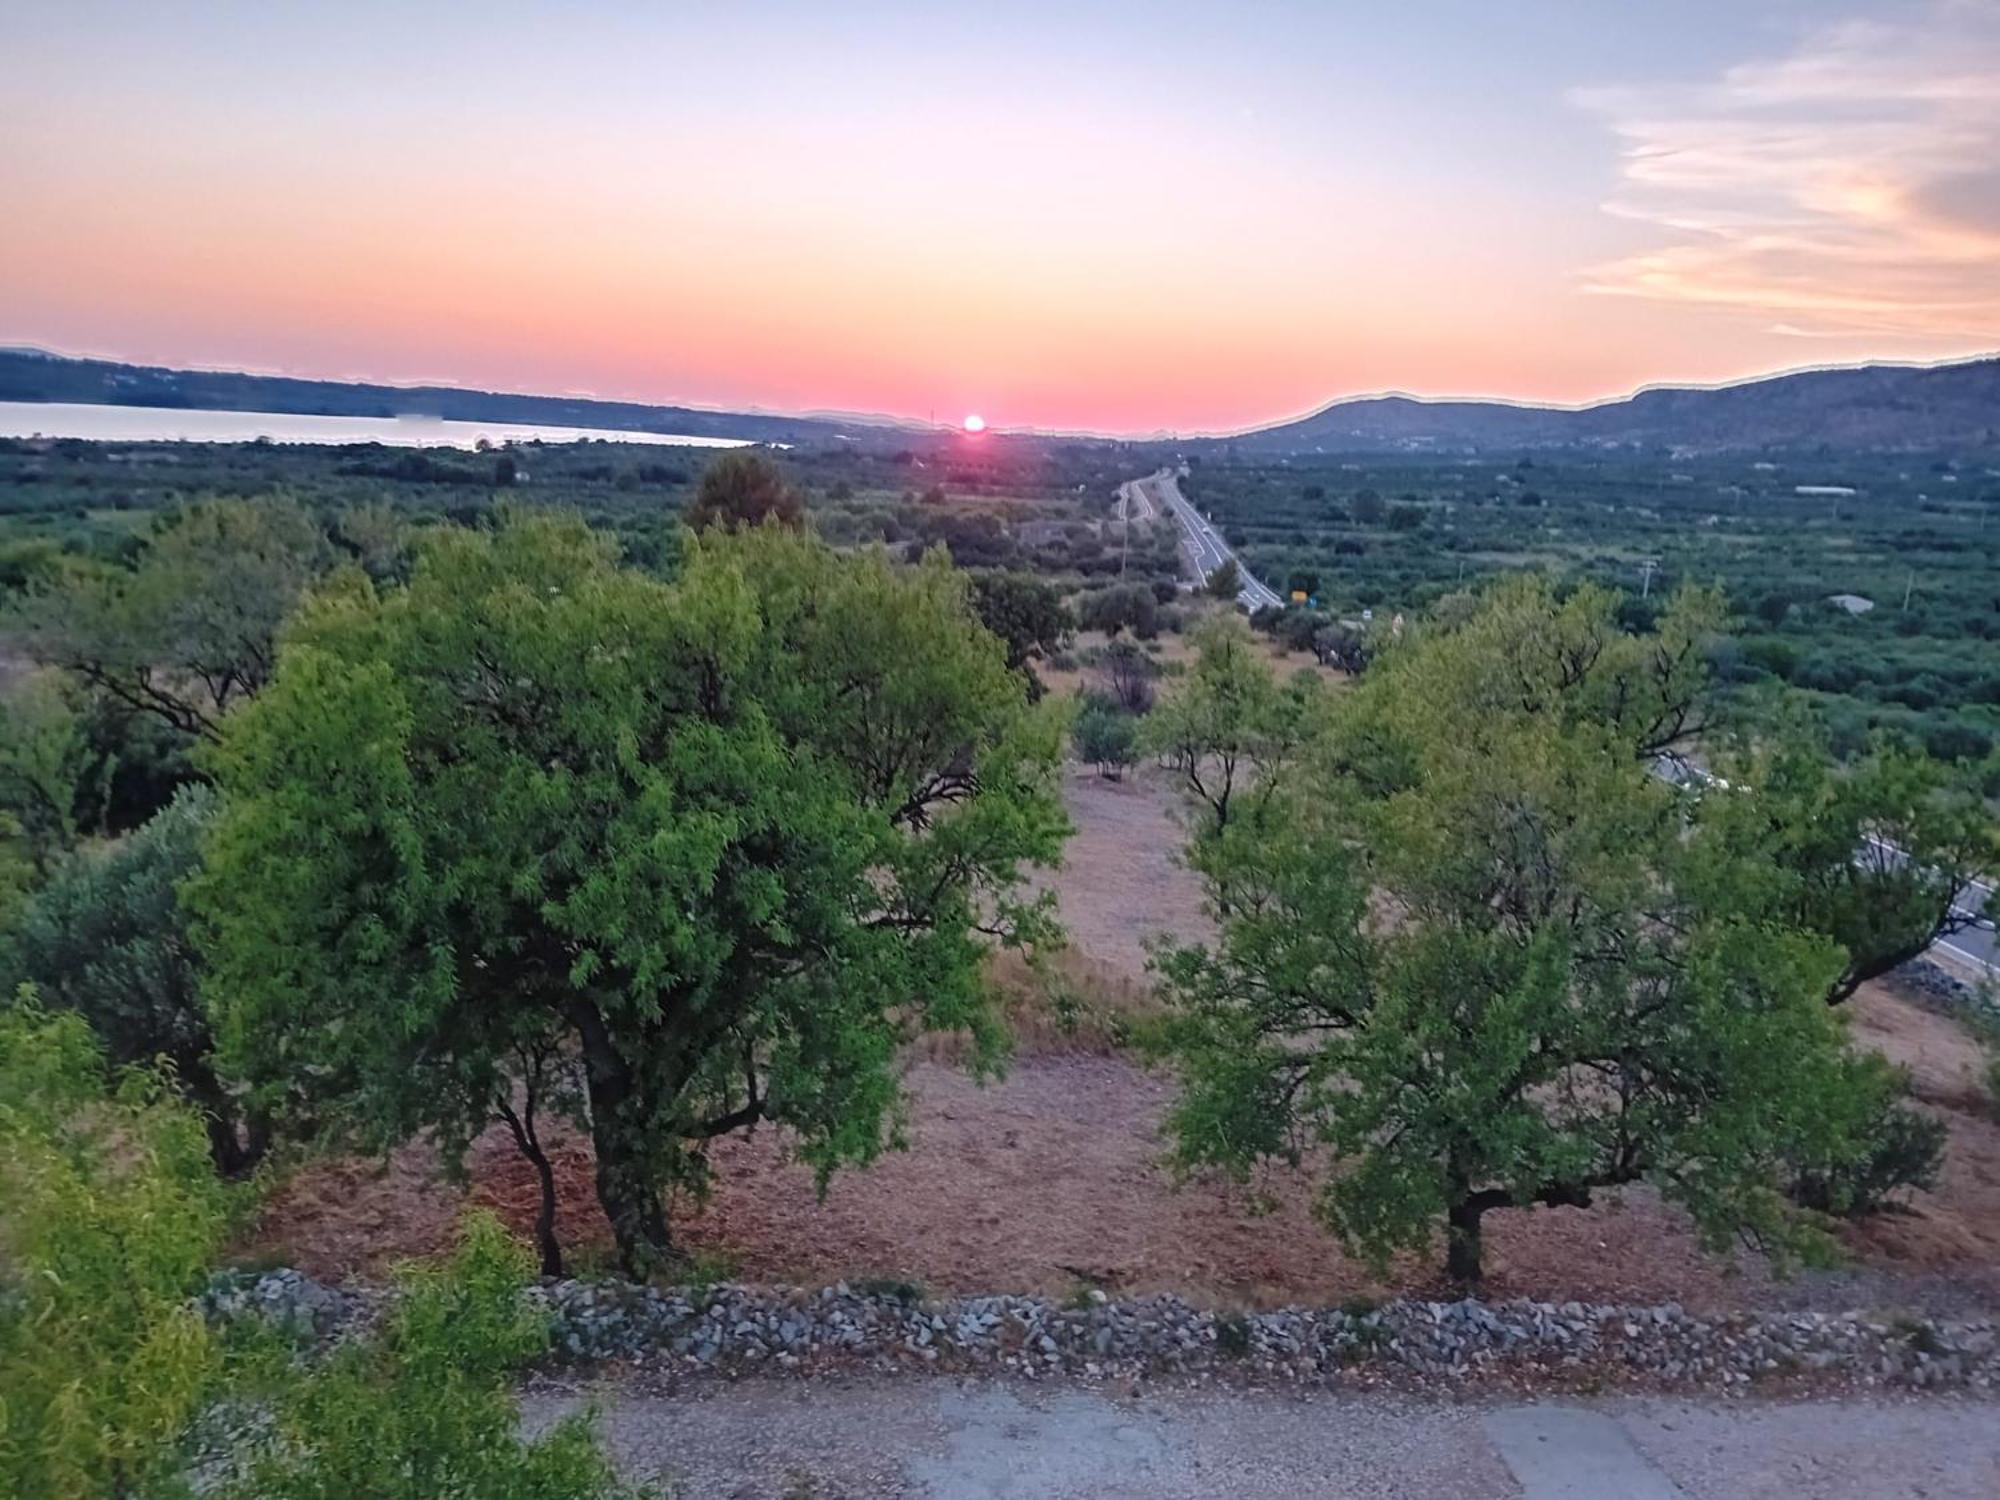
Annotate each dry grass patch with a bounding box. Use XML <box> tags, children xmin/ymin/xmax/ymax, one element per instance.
<box><xmin>919</xmin><ymin>947</ymin><xmax>1166</xmax><ymax>1065</ymax></box>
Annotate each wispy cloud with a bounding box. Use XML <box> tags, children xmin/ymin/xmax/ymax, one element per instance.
<box><xmin>1574</xmin><ymin>2</ymin><xmax>2000</xmax><ymax>342</ymax></box>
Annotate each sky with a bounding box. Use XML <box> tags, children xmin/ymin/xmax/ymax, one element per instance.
<box><xmin>2</xmin><ymin>0</ymin><xmax>1996</xmax><ymax>434</ymax></box>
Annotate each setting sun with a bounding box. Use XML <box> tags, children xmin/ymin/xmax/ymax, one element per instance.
<box><xmin>961</xmin><ymin>413</ymin><xmax>986</xmax><ymax>433</ymax></box>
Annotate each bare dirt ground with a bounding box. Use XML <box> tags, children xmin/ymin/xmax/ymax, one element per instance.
<box><xmin>1027</xmin><ymin>766</ymin><xmax>1211</xmax><ymax>974</ymax></box>
<box><xmin>246</xmin><ymin>769</ymin><xmax>2000</xmax><ymax>1316</ymax></box>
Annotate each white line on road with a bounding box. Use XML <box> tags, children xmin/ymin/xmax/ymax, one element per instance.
<box><xmin>1139</xmin><ymin>466</ymin><xmax>1283</xmax><ymax>610</ymax></box>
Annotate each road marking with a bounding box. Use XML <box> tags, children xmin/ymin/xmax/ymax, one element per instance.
<box><xmin>1142</xmin><ymin>465</ymin><xmax>1283</xmax><ymax>609</ymax></box>
<box><xmin>1659</xmin><ymin>762</ymin><xmax>1995</xmax><ymax>977</ymax></box>
<box><xmin>1484</xmin><ymin>1406</ymin><xmax>1685</xmax><ymax>1499</ymax></box>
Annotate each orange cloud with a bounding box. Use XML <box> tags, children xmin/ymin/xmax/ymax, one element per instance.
<box><xmin>1574</xmin><ymin>4</ymin><xmax>2000</xmax><ymax>343</ymax></box>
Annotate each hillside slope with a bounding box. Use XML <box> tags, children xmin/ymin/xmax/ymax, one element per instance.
<box><xmin>1225</xmin><ymin>357</ymin><xmax>2000</xmax><ymax>454</ymax></box>
<box><xmin>0</xmin><ymin>349</ymin><xmax>909</xmax><ymax>448</ymax></box>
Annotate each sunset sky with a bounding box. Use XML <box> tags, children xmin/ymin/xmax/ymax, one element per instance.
<box><xmin>4</xmin><ymin>1</ymin><xmax>1997</xmax><ymax>434</ymax></box>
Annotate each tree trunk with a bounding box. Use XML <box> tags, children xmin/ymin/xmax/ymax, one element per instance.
<box><xmin>571</xmin><ymin>1000</ymin><xmax>678</xmax><ymax>1277</ymax></box>
<box><xmin>589</xmin><ymin>1116</ymin><xmax>674</xmax><ymax>1277</ymax></box>
<box><xmin>201</xmin><ymin>1105</ymin><xmax>248</xmax><ymax>1178</ymax></box>
<box><xmin>242</xmin><ymin>1107</ymin><xmax>273</xmax><ymax>1170</ymax></box>
<box><xmin>495</xmin><ymin>1096</ymin><xmax>565</xmax><ymax>1279</ymax></box>
<box><xmin>1445</xmin><ymin>1195</ymin><xmax>1486</xmax><ymax>1286</ymax></box>
<box><xmin>526</xmin><ymin>1142</ymin><xmax>564</xmax><ymax>1279</ymax></box>
<box><xmin>176</xmin><ymin>1051</ymin><xmax>266</xmax><ymax>1178</ymax></box>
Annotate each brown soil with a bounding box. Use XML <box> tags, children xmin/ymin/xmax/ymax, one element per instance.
<box><xmin>1030</xmin><ymin>765</ymin><xmax>1212</xmax><ymax>975</ymax></box>
<box><xmin>1839</xmin><ymin>980</ymin><xmax>2000</xmax><ymax>1279</ymax></box>
<box><xmin>244</xmin><ymin>771</ymin><xmax>2000</xmax><ymax>1317</ymax></box>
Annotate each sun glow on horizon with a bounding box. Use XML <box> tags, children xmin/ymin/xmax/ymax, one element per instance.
<box><xmin>5</xmin><ymin>4</ymin><xmax>1994</xmax><ymax>434</ymax></box>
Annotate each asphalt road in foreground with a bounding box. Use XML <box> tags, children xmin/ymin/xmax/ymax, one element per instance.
<box><xmin>1134</xmin><ymin>467</ymin><xmax>1285</xmax><ymax>611</ymax></box>
<box><xmin>527</xmin><ymin>1380</ymin><xmax>2000</xmax><ymax>1498</ymax></box>
<box><xmin>1932</xmin><ymin>873</ymin><xmax>1996</xmax><ymax>974</ymax></box>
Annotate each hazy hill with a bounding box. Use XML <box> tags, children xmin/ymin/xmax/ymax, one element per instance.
<box><xmin>0</xmin><ymin>349</ymin><xmax>912</xmax><ymax>448</ymax></box>
<box><xmin>6</xmin><ymin>347</ymin><xmax>1996</xmax><ymax>456</ymax></box>
<box><xmin>1222</xmin><ymin>356</ymin><xmax>2000</xmax><ymax>455</ymax></box>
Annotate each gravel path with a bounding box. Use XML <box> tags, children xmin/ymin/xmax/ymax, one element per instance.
<box><xmin>524</xmin><ymin>1378</ymin><xmax>2000</xmax><ymax>1498</ymax></box>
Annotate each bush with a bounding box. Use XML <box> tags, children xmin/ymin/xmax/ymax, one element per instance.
<box><xmin>0</xmin><ymin>999</ymin><xmax>230</xmax><ymax>1500</ymax></box>
<box><xmin>2</xmin><ymin>785</ymin><xmax>264</xmax><ymax>1175</ymax></box>
<box><xmin>1073</xmin><ymin>700</ymin><xmax>1138</xmax><ymax>778</ymax></box>
<box><xmin>1790</xmin><ymin>1095</ymin><xmax>1946</xmax><ymax>1218</ymax></box>
<box><xmin>684</xmin><ymin>451</ymin><xmax>802</xmax><ymax>532</ymax></box>
<box><xmin>1077</xmin><ymin>582</ymin><xmax>1159</xmax><ymax>639</ymax></box>
<box><xmin>1100</xmin><ymin>638</ymin><xmax>1158</xmax><ymax>715</ymax></box>
<box><xmin>1273</xmin><ymin>608</ymin><xmax>1330</xmax><ymax>656</ymax></box>
<box><xmin>0</xmin><ymin>1003</ymin><xmax>637</xmax><ymax>1498</ymax></box>
<box><xmin>1922</xmin><ymin>718</ymin><xmax>1993</xmax><ymax>763</ymax></box>
<box><xmin>215</xmin><ymin>1214</ymin><xmax>640</xmax><ymax>1500</ymax></box>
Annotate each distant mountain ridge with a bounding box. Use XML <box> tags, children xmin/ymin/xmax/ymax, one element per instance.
<box><xmin>1223</xmin><ymin>356</ymin><xmax>2000</xmax><ymax>455</ymax></box>
<box><xmin>4</xmin><ymin>347</ymin><xmax>1995</xmax><ymax>455</ymax></box>
<box><xmin>0</xmin><ymin>349</ymin><xmax>915</xmax><ymax>447</ymax></box>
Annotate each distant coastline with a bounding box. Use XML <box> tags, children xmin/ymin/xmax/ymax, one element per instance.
<box><xmin>0</xmin><ymin>349</ymin><xmax>904</xmax><ymax>450</ymax></box>
<box><xmin>0</xmin><ymin>400</ymin><xmax>752</xmax><ymax>451</ymax></box>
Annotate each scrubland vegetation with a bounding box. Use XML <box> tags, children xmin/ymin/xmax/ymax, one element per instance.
<box><xmin>0</xmin><ymin>436</ymin><xmax>1996</xmax><ymax>1491</ymax></box>
<box><xmin>1183</xmin><ymin>451</ymin><xmax>2000</xmax><ymax>768</ymax></box>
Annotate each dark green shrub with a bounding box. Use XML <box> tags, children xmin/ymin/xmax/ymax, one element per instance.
<box><xmin>1790</xmin><ymin>1101</ymin><xmax>1946</xmax><ymax>1218</ymax></box>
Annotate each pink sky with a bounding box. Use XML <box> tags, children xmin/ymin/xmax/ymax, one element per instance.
<box><xmin>4</xmin><ymin>2</ymin><xmax>1996</xmax><ymax>434</ymax></box>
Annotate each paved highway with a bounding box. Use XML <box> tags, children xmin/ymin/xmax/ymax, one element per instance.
<box><xmin>1870</xmin><ymin>839</ymin><xmax>1997</xmax><ymax>976</ymax></box>
<box><xmin>1656</xmin><ymin>761</ymin><xmax>1995</xmax><ymax>978</ymax></box>
<box><xmin>1130</xmin><ymin>466</ymin><xmax>1284</xmax><ymax>611</ymax></box>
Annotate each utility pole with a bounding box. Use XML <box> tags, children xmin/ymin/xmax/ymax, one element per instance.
<box><xmin>1903</xmin><ymin>569</ymin><xmax>1915</xmax><ymax>611</ymax></box>
<box><xmin>1639</xmin><ymin>559</ymin><xmax>1657</xmax><ymax>599</ymax></box>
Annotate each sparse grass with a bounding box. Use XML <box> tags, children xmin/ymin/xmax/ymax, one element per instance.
<box><xmin>563</xmin><ymin>1243</ymin><xmax>628</xmax><ymax>1284</ymax></box>
<box><xmin>679</xmin><ymin>1248</ymin><xmax>741</xmax><ymax>1289</ymax></box>
<box><xmin>919</xmin><ymin>947</ymin><xmax>1167</xmax><ymax>1064</ymax></box>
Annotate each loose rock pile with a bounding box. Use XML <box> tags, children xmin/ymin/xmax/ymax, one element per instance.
<box><xmin>210</xmin><ymin>1269</ymin><xmax>1998</xmax><ymax>1394</ymax></box>
<box><xmin>200</xmin><ymin>1267</ymin><xmax>363</xmax><ymax>1340</ymax></box>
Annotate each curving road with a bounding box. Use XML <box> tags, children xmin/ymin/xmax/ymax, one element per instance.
<box><xmin>1126</xmin><ymin>467</ymin><xmax>1283</xmax><ymax>611</ymax></box>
